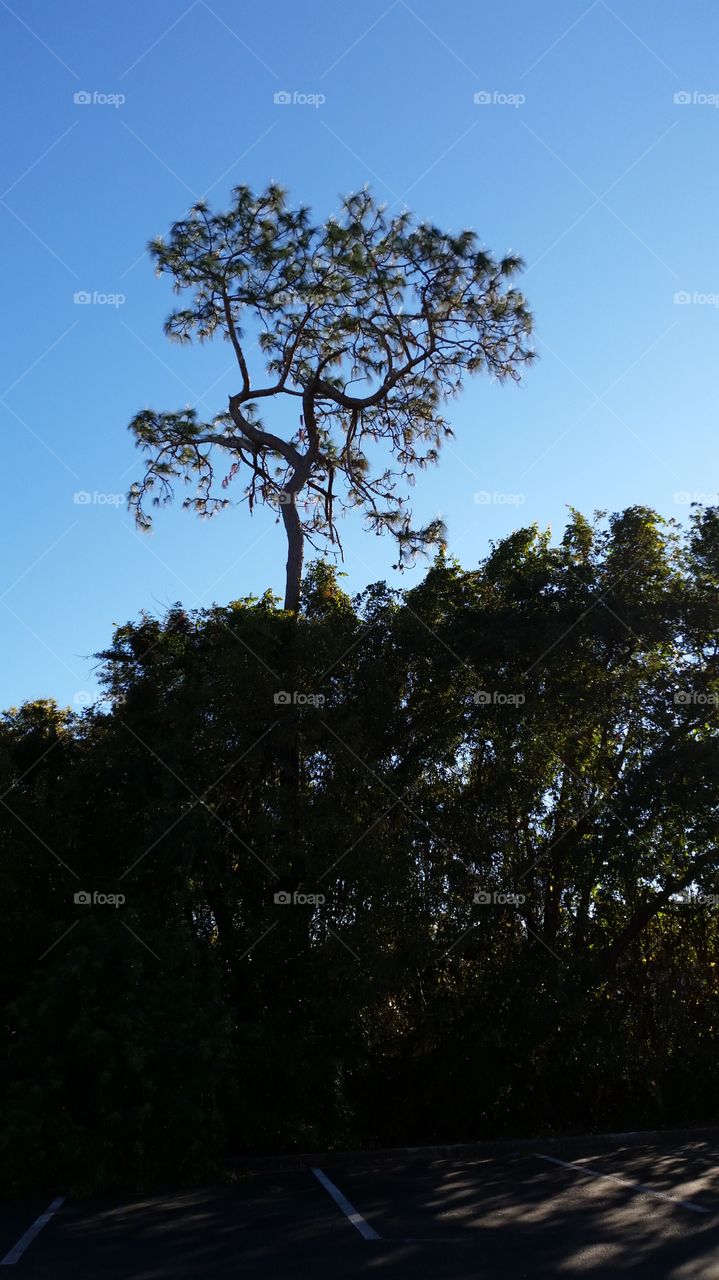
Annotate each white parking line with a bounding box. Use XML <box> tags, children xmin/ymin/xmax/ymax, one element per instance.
<box><xmin>537</xmin><ymin>1154</ymin><xmax>710</xmax><ymax>1214</ymax></box>
<box><xmin>0</xmin><ymin>1197</ymin><xmax>65</xmax><ymax>1265</ymax></box>
<box><xmin>311</xmin><ymin>1168</ymin><xmax>381</xmax><ymax>1240</ymax></box>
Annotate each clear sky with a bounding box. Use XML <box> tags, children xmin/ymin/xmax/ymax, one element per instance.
<box><xmin>1</xmin><ymin>0</ymin><xmax>717</xmax><ymax>709</ymax></box>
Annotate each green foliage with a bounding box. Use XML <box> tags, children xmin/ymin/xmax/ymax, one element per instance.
<box><xmin>2</xmin><ymin>510</ymin><xmax>719</xmax><ymax>1194</ymax></box>
<box><xmin>128</xmin><ymin>184</ymin><xmax>534</xmax><ymax>606</ymax></box>
<box><xmin>1</xmin><ymin>921</ymin><xmax>229</xmax><ymax>1196</ymax></box>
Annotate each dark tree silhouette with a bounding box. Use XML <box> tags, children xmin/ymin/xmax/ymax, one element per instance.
<box><xmin>3</xmin><ymin>507</ymin><xmax>719</xmax><ymax>1194</ymax></box>
<box><xmin>128</xmin><ymin>184</ymin><xmax>534</xmax><ymax>610</ymax></box>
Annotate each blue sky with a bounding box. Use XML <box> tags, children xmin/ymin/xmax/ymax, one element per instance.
<box><xmin>1</xmin><ymin>0</ymin><xmax>717</xmax><ymax>709</ymax></box>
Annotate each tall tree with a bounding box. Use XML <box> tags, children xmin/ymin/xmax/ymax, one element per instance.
<box><xmin>128</xmin><ymin>184</ymin><xmax>534</xmax><ymax>611</ymax></box>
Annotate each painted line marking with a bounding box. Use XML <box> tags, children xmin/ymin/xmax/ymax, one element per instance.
<box><xmin>0</xmin><ymin>1197</ymin><xmax>65</xmax><ymax>1265</ymax></box>
<box><xmin>536</xmin><ymin>1154</ymin><xmax>710</xmax><ymax>1214</ymax></box>
<box><xmin>311</xmin><ymin>1167</ymin><xmax>381</xmax><ymax>1240</ymax></box>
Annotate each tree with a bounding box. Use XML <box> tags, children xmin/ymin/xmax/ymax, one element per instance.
<box><xmin>128</xmin><ymin>184</ymin><xmax>534</xmax><ymax>612</ymax></box>
<box><xmin>3</xmin><ymin>509</ymin><xmax>719</xmax><ymax>1192</ymax></box>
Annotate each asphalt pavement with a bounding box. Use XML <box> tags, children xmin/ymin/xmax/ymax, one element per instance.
<box><xmin>3</xmin><ymin>1136</ymin><xmax>719</xmax><ymax>1277</ymax></box>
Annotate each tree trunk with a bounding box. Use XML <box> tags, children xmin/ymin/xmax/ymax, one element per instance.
<box><xmin>280</xmin><ymin>494</ymin><xmax>304</xmax><ymax>613</ymax></box>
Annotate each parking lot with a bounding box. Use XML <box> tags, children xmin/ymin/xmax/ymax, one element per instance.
<box><xmin>2</xmin><ymin>1137</ymin><xmax>719</xmax><ymax>1277</ymax></box>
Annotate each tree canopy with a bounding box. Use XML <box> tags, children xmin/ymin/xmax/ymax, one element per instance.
<box><xmin>129</xmin><ymin>184</ymin><xmax>534</xmax><ymax>610</ymax></box>
<box><xmin>2</xmin><ymin>505</ymin><xmax>718</xmax><ymax>1195</ymax></box>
